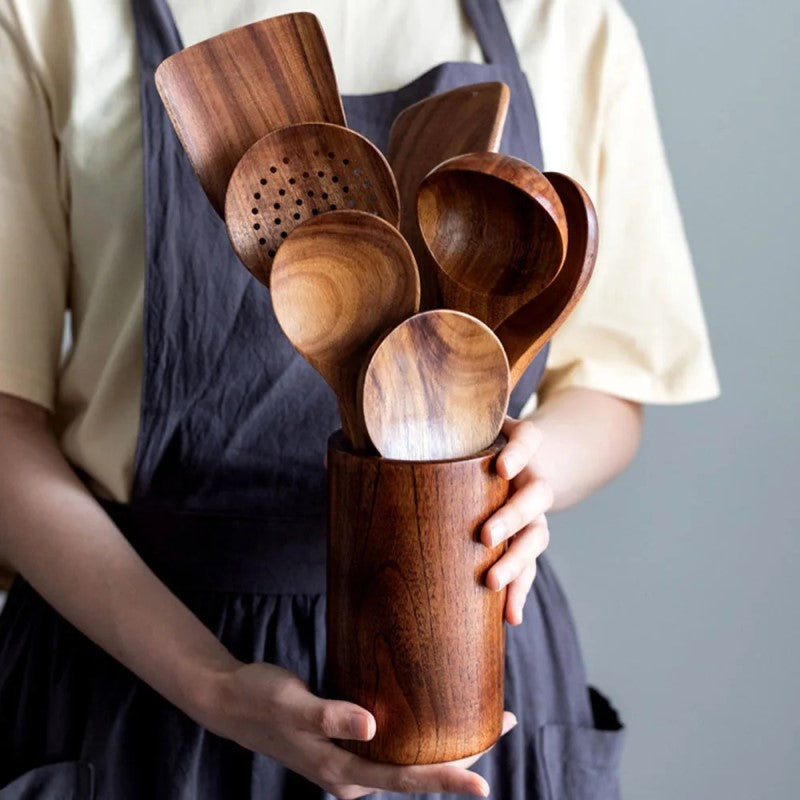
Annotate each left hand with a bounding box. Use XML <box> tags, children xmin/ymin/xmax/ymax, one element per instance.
<box><xmin>481</xmin><ymin>417</ymin><xmax>554</xmax><ymax>626</ymax></box>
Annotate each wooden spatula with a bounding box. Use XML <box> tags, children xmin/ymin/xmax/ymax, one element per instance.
<box><xmin>387</xmin><ymin>83</ymin><xmax>510</xmax><ymax>309</ymax></box>
<box><xmin>155</xmin><ymin>13</ymin><xmax>346</xmax><ymax>215</ymax></box>
<box><xmin>495</xmin><ymin>172</ymin><xmax>599</xmax><ymax>388</ymax></box>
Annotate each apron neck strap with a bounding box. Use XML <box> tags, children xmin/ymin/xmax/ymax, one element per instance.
<box><xmin>131</xmin><ymin>0</ymin><xmax>184</xmax><ymax>69</ymax></box>
<box><xmin>460</xmin><ymin>0</ymin><xmax>521</xmax><ymax>68</ymax></box>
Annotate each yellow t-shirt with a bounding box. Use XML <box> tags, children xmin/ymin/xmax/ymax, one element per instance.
<box><xmin>0</xmin><ymin>0</ymin><xmax>719</xmax><ymax>501</ymax></box>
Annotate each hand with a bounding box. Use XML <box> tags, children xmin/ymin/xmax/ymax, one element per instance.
<box><xmin>202</xmin><ymin>661</ymin><xmax>518</xmax><ymax>799</ymax></box>
<box><xmin>482</xmin><ymin>417</ymin><xmax>553</xmax><ymax>626</ymax></box>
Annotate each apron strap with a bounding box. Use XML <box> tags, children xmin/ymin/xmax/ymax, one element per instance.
<box><xmin>460</xmin><ymin>0</ymin><xmax>522</xmax><ymax>68</ymax></box>
<box><xmin>131</xmin><ymin>0</ymin><xmax>184</xmax><ymax>70</ymax></box>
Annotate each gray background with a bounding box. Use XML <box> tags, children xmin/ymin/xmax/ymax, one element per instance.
<box><xmin>548</xmin><ymin>1</ymin><xmax>800</xmax><ymax>797</ymax></box>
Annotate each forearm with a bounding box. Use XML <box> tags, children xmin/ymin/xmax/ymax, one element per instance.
<box><xmin>528</xmin><ymin>386</ymin><xmax>643</xmax><ymax>512</ymax></box>
<box><xmin>0</xmin><ymin>394</ymin><xmax>237</xmax><ymax>723</ymax></box>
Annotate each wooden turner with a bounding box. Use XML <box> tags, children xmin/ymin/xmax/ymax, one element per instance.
<box><xmin>388</xmin><ymin>82</ymin><xmax>510</xmax><ymax>309</ymax></box>
<box><xmin>155</xmin><ymin>13</ymin><xmax>346</xmax><ymax>215</ymax></box>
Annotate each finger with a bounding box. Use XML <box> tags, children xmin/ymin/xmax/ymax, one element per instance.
<box><xmin>482</xmin><ymin>477</ymin><xmax>553</xmax><ymax>547</ymax></box>
<box><xmin>497</xmin><ymin>418</ymin><xmax>542</xmax><ymax>480</ymax></box>
<box><xmin>505</xmin><ymin>561</ymin><xmax>538</xmax><ymax>625</ymax></box>
<box><xmin>299</xmin><ymin>696</ymin><xmax>376</xmax><ymax>742</ymax></box>
<box><xmin>486</xmin><ymin>516</ymin><xmax>550</xmax><ymax>591</ymax></box>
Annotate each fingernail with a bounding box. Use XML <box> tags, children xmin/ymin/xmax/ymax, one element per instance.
<box><xmin>492</xmin><ymin>568</ymin><xmax>507</xmax><ymax>591</ymax></box>
<box><xmin>486</xmin><ymin>519</ymin><xmax>506</xmax><ymax>547</ymax></box>
<box><xmin>475</xmin><ymin>777</ymin><xmax>490</xmax><ymax>797</ymax></box>
<box><xmin>349</xmin><ymin>712</ymin><xmax>368</xmax><ymax>739</ymax></box>
<box><xmin>502</xmin><ymin>452</ymin><xmax>523</xmax><ymax>475</ymax></box>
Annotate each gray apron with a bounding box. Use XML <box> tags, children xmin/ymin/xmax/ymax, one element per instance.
<box><xmin>0</xmin><ymin>1</ymin><xmax>624</xmax><ymax>797</ymax></box>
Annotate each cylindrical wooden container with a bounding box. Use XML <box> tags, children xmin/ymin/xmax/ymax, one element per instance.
<box><xmin>326</xmin><ymin>432</ymin><xmax>509</xmax><ymax>764</ymax></box>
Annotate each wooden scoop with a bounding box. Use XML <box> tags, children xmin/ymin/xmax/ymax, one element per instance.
<box><xmin>388</xmin><ymin>83</ymin><xmax>510</xmax><ymax>309</ymax></box>
<box><xmin>362</xmin><ymin>310</ymin><xmax>510</xmax><ymax>461</ymax></box>
<box><xmin>226</xmin><ymin>123</ymin><xmax>400</xmax><ymax>286</ymax></box>
<box><xmin>270</xmin><ymin>211</ymin><xmax>420</xmax><ymax>451</ymax></box>
<box><xmin>417</xmin><ymin>152</ymin><xmax>568</xmax><ymax>330</ymax></box>
<box><xmin>155</xmin><ymin>13</ymin><xmax>346</xmax><ymax>215</ymax></box>
<box><xmin>496</xmin><ymin>172</ymin><xmax>599</xmax><ymax>388</ymax></box>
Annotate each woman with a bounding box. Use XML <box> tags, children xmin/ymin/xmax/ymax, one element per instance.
<box><xmin>0</xmin><ymin>0</ymin><xmax>718</xmax><ymax>797</ymax></box>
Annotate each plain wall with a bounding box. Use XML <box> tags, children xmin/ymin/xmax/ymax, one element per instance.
<box><xmin>547</xmin><ymin>1</ymin><xmax>800</xmax><ymax>797</ymax></box>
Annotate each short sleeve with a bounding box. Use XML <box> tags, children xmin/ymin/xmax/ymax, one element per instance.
<box><xmin>0</xmin><ymin>3</ymin><xmax>69</xmax><ymax>410</ymax></box>
<box><xmin>538</xmin><ymin>3</ymin><xmax>720</xmax><ymax>405</ymax></box>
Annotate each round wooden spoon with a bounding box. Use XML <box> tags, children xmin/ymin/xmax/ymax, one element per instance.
<box><xmin>417</xmin><ymin>152</ymin><xmax>568</xmax><ymax>330</ymax></box>
<box><xmin>226</xmin><ymin>123</ymin><xmax>400</xmax><ymax>286</ymax></box>
<box><xmin>495</xmin><ymin>172</ymin><xmax>599</xmax><ymax>388</ymax></box>
<box><xmin>362</xmin><ymin>310</ymin><xmax>510</xmax><ymax>461</ymax></box>
<box><xmin>270</xmin><ymin>210</ymin><xmax>420</xmax><ymax>451</ymax></box>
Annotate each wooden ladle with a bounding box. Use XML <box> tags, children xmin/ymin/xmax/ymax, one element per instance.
<box><xmin>388</xmin><ymin>82</ymin><xmax>510</xmax><ymax>309</ymax></box>
<box><xmin>270</xmin><ymin>211</ymin><xmax>420</xmax><ymax>451</ymax></box>
<box><xmin>362</xmin><ymin>310</ymin><xmax>510</xmax><ymax>461</ymax></box>
<box><xmin>155</xmin><ymin>13</ymin><xmax>346</xmax><ymax>215</ymax></box>
<box><xmin>417</xmin><ymin>153</ymin><xmax>568</xmax><ymax>331</ymax></box>
<box><xmin>226</xmin><ymin>123</ymin><xmax>400</xmax><ymax>286</ymax></box>
<box><xmin>495</xmin><ymin>172</ymin><xmax>599</xmax><ymax>388</ymax></box>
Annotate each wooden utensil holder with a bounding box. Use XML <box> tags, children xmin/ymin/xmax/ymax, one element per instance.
<box><xmin>326</xmin><ymin>431</ymin><xmax>509</xmax><ymax>764</ymax></box>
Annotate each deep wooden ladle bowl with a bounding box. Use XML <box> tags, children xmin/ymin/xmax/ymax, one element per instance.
<box><xmin>417</xmin><ymin>152</ymin><xmax>568</xmax><ymax>331</ymax></box>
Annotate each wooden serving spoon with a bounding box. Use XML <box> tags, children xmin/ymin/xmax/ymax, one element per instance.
<box><xmin>495</xmin><ymin>172</ymin><xmax>599</xmax><ymax>388</ymax></box>
<box><xmin>155</xmin><ymin>13</ymin><xmax>346</xmax><ymax>215</ymax></box>
<box><xmin>270</xmin><ymin>211</ymin><xmax>420</xmax><ymax>451</ymax></box>
<box><xmin>388</xmin><ymin>83</ymin><xmax>510</xmax><ymax>309</ymax></box>
<box><xmin>362</xmin><ymin>310</ymin><xmax>510</xmax><ymax>461</ymax></box>
<box><xmin>226</xmin><ymin>123</ymin><xmax>400</xmax><ymax>286</ymax></box>
<box><xmin>417</xmin><ymin>152</ymin><xmax>568</xmax><ymax>331</ymax></box>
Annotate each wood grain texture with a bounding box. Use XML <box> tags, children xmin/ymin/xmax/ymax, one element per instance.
<box><xmin>327</xmin><ymin>433</ymin><xmax>509</xmax><ymax>764</ymax></box>
<box><xmin>270</xmin><ymin>211</ymin><xmax>420</xmax><ymax>451</ymax></box>
<box><xmin>362</xmin><ymin>310</ymin><xmax>510</xmax><ymax>460</ymax></box>
<box><xmin>417</xmin><ymin>152</ymin><xmax>568</xmax><ymax>330</ymax></box>
<box><xmin>387</xmin><ymin>83</ymin><xmax>510</xmax><ymax>310</ymax></box>
<box><xmin>226</xmin><ymin>123</ymin><xmax>400</xmax><ymax>285</ymax></box>
<box><xmin>496</xmin><ymin>172</ymin><xmax>599</xmax><ymax>388</ymax></box>
<box><xmin>155</xmin><ymin>13</ymin><xmax>346</xmax><ymax>214</ymax></box>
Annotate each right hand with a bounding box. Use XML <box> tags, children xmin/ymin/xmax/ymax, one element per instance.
<box><xmin>199</xmin><ymin>661</ymin><xmax>517</xmax><ymax>798</ymax></box>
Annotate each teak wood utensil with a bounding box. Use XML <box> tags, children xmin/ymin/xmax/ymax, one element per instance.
<box><xmin>387</xmin><ymin>82</ymin><xmax>510</xmax><ymax>309</ymax></box>
<box><xmin>270</xmin><ymin>210</ymin><xmax>420</xmax><ymax>451</ymax></box>
<box><xmin>226</xmin><ymin>123</ymin><xmax>400</xmax><ymax>285</ymax></box>
<box><xmin>327</xmin><ymin>433</ymin><xmax>509</xmax><ymax>763</ymax></box>
<box><xmin>417</xmin><ymin>152</ymin><xmax>568</xmax><ymax>330</ymax></box>
<box><xmin>496</xmin><ymin>172</ymin><xmax>599</xmax><ymax>388</ymax></box>
<box><xmin>362</xmin><ymin>310</ymin><xmax>510</xmax><ymax>460</ymax></box>
<box><xmin>155</xmin><ymin>13</ymin><xmax>346</xmax><ymax>214</ymax></box>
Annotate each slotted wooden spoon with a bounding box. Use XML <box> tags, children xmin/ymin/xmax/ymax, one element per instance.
<box><xmin>270</xmin><ymin>210</ymin><xmax>420</xmax><ymax>451</ymax></box>
<box><xmin>226</xmin><ymin>123</ymin><xmax>400</xmax><ymax>285</ymax></box>
<box><xmin>362</xmin><ymin>310</ymin><xmax>510</xmax><ymax>461</ymax></box>
<box><xmin>417</xmin><ymin>152</ymin><xmax>568</xmax><ymax>331</ymax></box>
<box><xmin>388</xmin><ymin>82</ymin><xmax>510</xmax><ymax>309</ymax></box>
<box><xmin>155</xmin><ymin>13</ymin><xmax>346</xmax><ymax>215</ymax></box>
<box><xmin>496</xmin><ymin>172</ymin><xmax>599</xmax><ymax>388</ymax></box>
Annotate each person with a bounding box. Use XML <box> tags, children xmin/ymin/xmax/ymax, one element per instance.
<box><xmin>0</xmin><ymin>0</ymin><xmax>718</xmax><ymax>798</ymax></box>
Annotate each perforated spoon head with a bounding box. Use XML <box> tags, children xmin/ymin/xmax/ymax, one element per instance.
<box><xmin>362</xmin><ymin>310</ymin><xmax>510</xmax><ymax>461</ymax></box>
<box><xmin>226</xmin><ymin>123</ymin><xmax>400</xmax><ymax>286</ymax></box>
<box><xmin>417</xmin><ymin>152</ymin><xmax>568</xmax><ymax>330</ymax></box>
<box><xmin>271</xmin><ymin>210</ymin><xmax>420</xmax><ymax>451</ymax></box>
